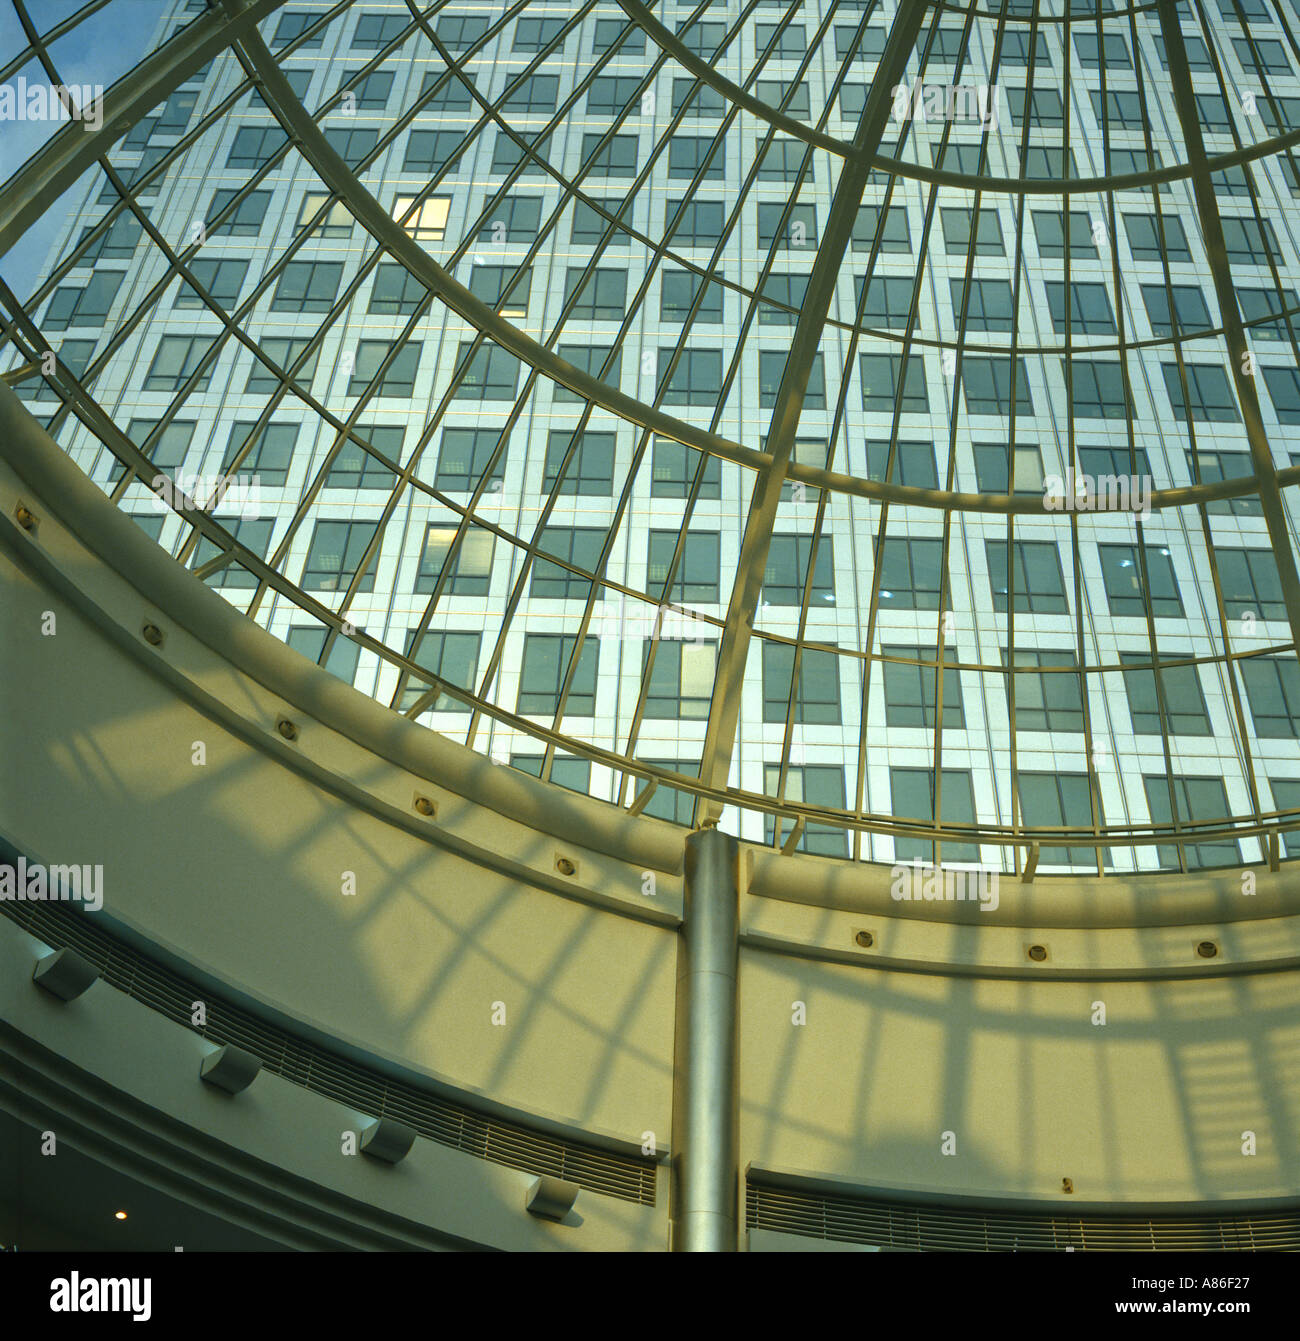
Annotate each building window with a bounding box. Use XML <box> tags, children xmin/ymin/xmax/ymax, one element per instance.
<box><xmin>1144</xmin><ymin>775</ymin><xmax>1240</xmax><ymax>869</ymax></box>
<box><xmin>637</xmin><ymin>760</ymin><xmax>698</xmax><ymax>825</ymax></box>
<box><xmin>401</xmin><ymin>630</ymin><xmax>480</xmax><ymax>712</ymax></box>
<box><xmin>860</xmin><ymin>352</ymin><xmax>928</xmax><ymax>413</ymax></box>
<box><xmin>593</xmin><ymin>18</ymin><xmax>646</xmax><ymax>52</ymax></box>
<box><xmin>1241</xmin><ymin>657</ymin><xmax>1300</xmax><ymax>737</ymax></box>
<box><xmin>763</xmin><ymin>766</ymin><xmax>847</xmax><ymax>857</ymax></box>
<box><xmin>369</xmin><ymin>262</ymin><xmax>428</xmax><ymax>315</ymax></box>
<box><xmin>326</xmin><ymin>424</ymin><xmax>403</xmax><ymax>489</ymax></box>
<box><xmin>1141</xmin><ymin>285</ymin><xmax>1212</xmax><ymax>337</ymax></box>
<box><xmin>952</xmin><ymin>279</ymin><xmax>1015</xmax><ymax>332</ymax></box>
<box><xmin>302</xmin><ymin>519</ymin><xmax>378</xmax><ymax>591</ymax></box>
<box><xmin>891</xmin><ymin>768</ymin><xmax>980</xmax><ymax>863</ymax></box>
<box><xmin>1263</xmin><ymin>366</ymin><xmax>1300</xmax><ymax>423</ymax></box>
<box><xmin>286</xmin><ymin>626</ymin><xmax>361</xmax><ymax>682</ymax></box>
<box><xmin>513</xmin><ymin>16</ymin><xmax>565</xmax><ymax>51</ymax></box>
<box><xmin>272</xmin><ymin>11</ymin><xmax>326</xmax><ymax>49</ymax></box>
<box><xmin>340</xmin><ymin>68</ymin><xmax>393</xmax><ymax>108</ymax></box>
<box><xmin>1124</xmin><ymin>212</ymin><xmax>1192</xmax><ymax>262</ymax></box>
<box><xmin>659</xmin><ymin>348</ymin><xmax>722</xmax><ymax>405</ymax></box>
<box><xmin>762</xmin><ymin>644</ymin><xmax>842</xmax><ymax>724</ymax></box>
<box><xmin>647</xmin><ymin>531</ymin><xmax>720</xmax><ymax>602</ymax></box>
<box><xmin>221</xmin><ymin>421</ymin><xmax>297</xmax><ymax>486</ymax></box>
<box><xmin>1121</xmin><ymin>651</ymin><xmax>1212</xmax><ymax>735</ymax></box>
<box><xmin>1098</xmin><ymin>543</ymin><xmax>1184</xmax><ymax>618</ymax></box>
<box><xmin>453</xmin><ymin>342</ymin><xmax>518</xmax><ymax>400</ymax></box>
<box><xmin>1018</xmin><ymin>773</ymin><xmax>1101</xmax><ymax>867</ymax></box>
<box><xmin>348</xmin><ymin>341</ymin><xmax>422</xmax><ymax>397</ymax></box>
<box><xmin>297</xmin><ymin>192</ymin><xmax>355</xmax><ymax>237</ymax></box>
<box><xmin>941</xmin><ymin>207</ymin><xmax>1002</xmax><ymax>255</ymax></box>
<box><xmin>643</xmin><ymin>639</ymin><xmax>716</xmax><ymax>718</ymax></box>
<box><xmin>533</xmin><ymin>428</ymin><xmax>614</xmax><ymax>498</ymax></box>
<box><xmin>755</xmin><ymin>22</ymin><xmax>806</xmax><ymax>56</ymax></box>
<box><xmin>208</xmin><ymin>188</ymin><xmax>270</xmax><ymax>237</ymax></box>
<box><xmin>962</xmin><ymin>356</ymin><xmax>1033</xmax><ymax>417</ymax></box>
<box><xmin>882</xmin><ymin>647</ymin><xmax>964</xmax><ymax>728</ymax></box>
<box><xmin>674</xmin><ymin>20</ymin><xmax>725</xmax><ymax>56</ymax></box>
<box><xmin>115</xmin><ymin>418</ymin><xmax>195</xmax><ymax>485</ymax></box>
<box><xmin>511</xmin><ymin>755</ymin><xmax>589</xmax><ymax>793</ymax></box>
<box><xmin>1221</xmin><ymin>217</ymin><xmax>1281</xmax><ymax>266</ymax></box>
<box><xmin>45</xmin><ymin>270</ymin><xmax>124</xmax><ymax>329</ymax></box>
<box><xmin>1011</xmin><ymin>86</ymin><xmax>1065</xmax><ymax>127</ymax></box>
<box><xmin>532</xmin><ymin>527</ymin><xmax>605</xmax><ymax>599</ymax></box>
<box><xmin>404</xmin><ymin>129</ymin><xmax>463</xmax><ymax>173</ymax></box>
<box><xmin>503</xmin><ymin>74</ymin><xmax>559</xmax><ymax>114</ymax></box>
<box><xmin>554</xmin><ymin>345</ymin><xmax>621</xmax><ymax>401</ymax></box>
<box><xmin>1007</xmin><ymin>649</ymin><xmax>1084</xmax><ymax>731</ymax></box>
<box><xmin>1238</xmin><ymin>287</ymin><xmax>1300</xmax><ymax>340</ymax></box>
<box><xmin>759</xmin><ymin>274</ymin><xmax>809</xmax><ymax>325</ymax></box>
<box><xmin>1162</xmin><ymin>363</ymin><xmax>1240</xmax><ymax>422</ymax></box>
<box><xmin>480</xmin><ymin>195</ymin><xmax>541</xmax><ymax>242</ymax></box>
<box><xmin>756</xmin><ymin>79</ymin><xmax>810</xmax><ymax>115</ymax></box>
<box><xmin>563</xmin><ymin>267</ymin><xmax>627</xmax><ymax>321</ymax></box>
<box><xmin>651</xmin><ymin>439</ymin><xmax>721</xmax><ymax>498</ymax></box>
<box><xmin>1069</xmin><ymin>360</ymin><xmax>1130</xmax><ymax>419</ymax></box>
<box><xmin>973</xmin><ymin>444</ymin><xmax>1043</xmax><ymax>494</ymax></box>
<box><xmin>324</xmin><ymin>126</ymin><xmax>378</xmax><ymax>168</ymax></box>
<box><xmin>144</xmin><ymin>335</ymin><xmax>214</xmax><ymax>392</ymax></box>
<box><xmin>757</xmin><ymin>203</ymin><xmax>817</xmax><ymax>249</ymax></box>
<box><xmin>758</xmin><ymin>139</ymin><xmax>804</xmax><ymax>181</ymax></box>
<box><xmin>761</xmin><ymin>350</ymin><xmax>825</xmax><ymax>407</ymax></box>
<box><xmin>416</xmin><ymin>525</ymin><xmax>494</xmax><ymax>595</ymax></box>
<box><xmin>866</xmin><ymin>440</ymin><xmax>937</xmax><ymax>488</ymax></box>
<box><xmin>672</xmin><ymin>78</ymin><xmax>725</xmax><ymax>115</ymax></box>
<box><xmin>877</xmin><ymin>538</ymin><xmax>943</xmax><ymax>610</ymax></box>
<box><xmin>581</xmin><ymin>133</ymin><xmax>639</xmax><ymax>175</ymax></box>
<box><xmin>435</xmin><ymin>427</ymin><xmax>503</xmax><ymax>491</ymax></box>
<box><xmin>854</xmin><ymin>204</ymin><xmax>912</xmax><ymax>253</ymax></box>
<box><xmin>763</xmin><ymin>535</ymin><xmax>834</xmax><ymax>606</ymax></box>
<box><xmin>1046</xmin><ymin>282</ymin><xmax>1116</xmax><ymax>335</ymax></box>
<box><xmin>246</xmin><ymin>337</ymin><xmax>319</xmax><ymax>394</ymax></box>
<box><xmin>1074</xmin><ymin>32</ymin><xmax>1131</xmax><ymax>68</ymax></box>
<box><xmin>1218</xmin><ymin>548</ymin><xmax>1287</xmax><ymax>620</ymax></box>
<box><xmin>668</xmin><ymin>137</ymin><xmax>723</xmax><ymax>180</ymax></box>
<box><xmin>226</xmin><ymin>125</ymin><xmax>289</xmax><ymax>168</ymax></box>
<box><xmin>1185</xmin><ymin>450</ymin><xmax>1261</xmax><ymax>515</ymax></box>
<box><xmin>1032</xmin><ymin>209</ymin><xmax>1098</xmax><ymax>259</ymax></box>
<box><xmin>393</xmin><ymin>194</ymin><xmax>451</xmax><ymax>241</ymax></box>
<box><xmin>517</xmin><ymin>635</ymin><xmax>599</xmax><ymax>715</ymax></box>
<box><xmin>569</xmin><ymin>196</ymin><xmax>625</xmax><ymax>246</ymax></box>
<box><xmin>272</xmin><ymin>260</ymin><xmax>343</xmax><ymax>313</ymax></box>
<box><xmin>436</xmin><ymin>15</ymin><xmax>488</xmax><ymax>50</ymax></box>
<box><xmin>986</xmin><ymin>540</ymin><xmax>1069</xmax><ymax>613</ymax></box>
<box><xmin>661</xmin><ymin>269</ymin><xmax>723</xmax><ymax>322</ymax></box>
<box><xmin>191</xmin><ymin>518</ymin><xmax>273</xmax><ymax>588</ymax></box>
<box><xmin>418</xmin><ymin>73</ymin><xmax>472</xmax><ymax>111</ymax></box>
<box><xmin>469</xmin><ymin>264</ymin><xmax>532</xmax><ymax>317</ymax></box>
<box><xmin>668</xmin><ymin>198</ymin><xmax>724</xmax><ymax>244</ymax></box>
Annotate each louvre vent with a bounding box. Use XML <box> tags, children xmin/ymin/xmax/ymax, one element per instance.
<box><xmin>5</xmin><ymin>898</ymin><xmax>656</xmax><ymax>1205</ymax></box>
<box><xmin>747</xmin><ymin>1179</ymin><xmax>1300</xmax><ymax>1251</ymax></box>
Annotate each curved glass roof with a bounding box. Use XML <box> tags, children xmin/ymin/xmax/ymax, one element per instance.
<box><xmin>3</xmin><ymin>0</ymin><xmax>1300</xmax><ymax>873</ymax></box>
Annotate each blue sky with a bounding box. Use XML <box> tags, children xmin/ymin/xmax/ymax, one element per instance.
<box><xmin>1</xmin><ymin>0</ymin><xmax>175</xmax><ymax>298</ymax></box>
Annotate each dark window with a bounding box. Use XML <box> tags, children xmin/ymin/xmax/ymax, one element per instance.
<box><xmin>672</xmin><ymin>78</ymin><xmax>725</xmax><ymax>115</ymax></box>
<box><xmin>650</xmin><ymin>438</ymin><xmax>721</xmax><ymax>498</ymax></box>
<box><xmin>514</xmin><ymin>16</ymin><xmax>565</xmax><ymax>51</ymax></box>
<box><xmin>518</xmin><ymin>635</ymin><xmax>599</xmax><ymax>715</ymax></box>
<box><xmin>348</xmin><ymin>341</ymin><xmax>421</xmax><ymax>397</ymax></box>
<box><xmin>647</xmin><ymin>531</ymin><xmax>720</xmax><ymax>602</ymax></box>
<box><xmin>763</xmin><ymin>535</ymin><xmax>834</xmax><ymax>607</ymax></box>
<box><xmin>453</xmin><ymin>341</ymin><xmax>519</xmax><ymax>400</ymax></box>
<box><xmin>436</xmin><ymin>427</ymin><xmax>504</xmax><ymax>491</ymax></box>
<box><xmin>1033</xmin><ymin>209</ymin><xmax>1099</xmax><ymax>259</ymax></box>
<box><xmin>1121</xmin><ymin>651</ymin><xmax>1212</xmax><ymax>735</ymax></box>
<box><xmin>246</xmin><ymin>337</ymin><xmax>319</xmax><ymax>394</ymax></box>
<box><xmin>757</xmin><ymin>203</ymin><xmax>818</xmax><ymax>249</ymax></box>
<box><xmin>207</xmin><ymin>189</ymin><xmax>270</xmax><ymax>237</ymax></box>
<box><xmin>1098</xmin><ymin>543</ymin><xmax>1184</xmax><ymax>618</ymax></box>
<box><xmin>668</xmin><ymin>198</ymin><xmax>724</xmax><ymax>244</ymax></box>
<box><xmin>543</xmin><ymin>431</ymin><xmax>615</xmax><ymax>496</ymax></box>
<box><xmin>882</xmin><ymin>647</ymin><xmax>964</xmax><ymax>729</ymax></box>
<box><xmin>1141</xmin><ymin>285</ymin><xmax>1212</xmax><ymax>337</ymax></box>
<box><xmin>661</xmin><ymin>269</ymin><xmax>724</xmax><ymax>322</ymax></box>
<box><xmin>952</xmin><ymin>278</ymin><xmax>1015</xmax><ymax>332</ymax></box>
<box><xmin>323</xmin><ymin>126</ymin><xmax>378</xmax><ymax>168</ymax></box>
<box><xmin>762</xmin><ymin>644</ymin><xmax>842</xmax><ymax>724</ymax></box>
<box><xmin>221</xmin><ymin>421</ymin><xmax>297</xmax><ymax>486</ymax></box>
<box><xmin>1144</xmin><ymin>775</ymin><xmax>1240</xmax><ymax>870</ymax></box>
<box><xmin>532</xmin><ymin>527</ymin><xmax>605</xmax><ymax>599</ymax></box>
<box><xmin>1069</xmin><ymin>360</ymin><xmax>1131</xmax><ymax>419</ymax></box>
<box><xmin>226</xmin><ymin>124</ymin><xmax>288</xmax><ymax>168</ymax></box>
<box><xmin>326</xmin><ymin>424</ymin><xmax>403</xmax><ymax>490</ymax></box>
<box><xmin>569</xmin><ymin>197</ymin><xmax>625</xmax><ymax>246</ymax></box>
<box><xmin>416</xmin><ymin>524</ymin><xmax>494</xmax><ymax>596</ymax></box>
<box><xmin>510</xmin><ymin>755</ymin><xmax>590</xmax><ymax>793</ymax></box>
<box><xmin>860</xmin><ymin>352</ymin><xmax>928</xmax><ymax>413</ymax></box>
<box><xmin>1241</xmin><ymin>657</ymin><xmax>1300</xmax><ymax>737</ymax></box>
<box><xmin>302</xmin><ymin>519</ymin><xmax>378</xmax><ymax>592</ymax></box>
<box><xmin>1124</xmin><ymin>213</ymin><xmax>1191</xmax><ymax>262</ymax></box>
<box><xmin>1162</xmin><ymin>364</ymin><xmax>1240</xmax><ymax>422</ymax></box>
<box><xmin>878</xmin><ymin>538</ymin><xmax>944</xmax><ymax>610</ymax></box>
<box><xmin>286</xmin><ymin>626</ymin><xmax>361</xmax><ymax>682</ymax></box>
<box><xmin>480</xmin><ymin>195</ymin><xmax>541</xmax><ymax>242</ymax></box>
<box><xmin>144</xmin><ymin>335</ymin><xmax>215</xmax><ymax>392</ymax></box>
<box><xmin>891</xmin><ymin>767</ymin><xmax>979</xmax><ymax>863</ymax></box>
<box><xmin>369</xmin><ymin>262</ymin><xmax>428</xmax><ymax>315</ymax></box>
<box><xmin>581</xmin><ymin>133</ymin><xmax>639</xmax><ymax>175</ymax></box>
<box><xmin>986</xmin><ymin>541</ymin><xmax>1069</xmax><ymax>613</ymax></box>
<box><xmin>962</xmin><ymin>357</ymin><xmax>1033</xmax><ymax>416</ymax></box>
<box><xmin>553</xmin><ymin>344</ymin><xmax>621</xmax><ymax>401</ymax></box>
<box><xmin>762</xmin><ymin>351</ymin><xmax>824</xmax><ymax>407</ymax></box>
<box><xmin>659</xmin><ymin>348</ymin><xmax>722</xmax><ymax>405</ymax></box>
<box><xmin>563</xmin><ymin>267</ymin><xmax>627</xmax><ymax>320</ymax></box>
<box><xmin>1218</xmin><ymin>548</ymin><xmax>1287</xmax><ymax>620</ymax></box>
<box><xmin>643</xmin><ymin>640</ymin><xmax>716</xmax><ymax>719</ymax></box>
<box><xmin>763</xmin><ymin>766</ymin><xmax>847</xmax><ymax>857</ymax></box>
<box><xmin>594</xmin><ymin>18</ymin><xmax>646</xmax><ymax>52</ymax></box>
<box><xmin>273</xmin><ymin>260</ymin><xmax>343</xmax><ymax>313</ymax></box>
<box><xmin>865</xmin><ymin>440</ymin><xmax>938</xmax><ymax>488</ymax></box>
<box><xmin>272</xmin><ymin>11</ymin><xmax>326</xmax><ymax>49</ymax></box>
<box><xmin>436</xmin><ymin>15</ymin><xmax>488</xmax><ymax>50</ymax></box>
<box><xmin>503</xmin><ymin>74</ymin><xmax>559</xmax><ymax>114</ymax></box>
<box><xmin>941</xmin><ymin>207</ymin><xmax>1003</xmax><ymax>255</ymax></box>
<box><xmin>1019</xmin><ymin>773</ymin><xmax>1101</xmax><ymax>866</ymax></box>
<box><xmin>404</xmin><ymin>129</ymin><xmax>463</xmax><ymax>173</ymax></box>
<box><xmin>1007</xmin><ymin>650</ymin><xmax>1084</xmax><ymax>732</ymax></box>
<box><xmin>1046</xmin><ymin>282</ymin><xmax>1116</xmax><ymax>335</ymax></box>
<box><xmin>469</xmin><ymin>264</ymin><xmax>532</xmax><ymax>316</ymax></box>
<box><xmin>400</xmin><ymin>630</ymin><xmax>480</xmax><ymax>712</ymax></box>
<box><xmin>668</xmin><ymin>137</ymin><xmax>724</xmax><ymax>180</ymax></box>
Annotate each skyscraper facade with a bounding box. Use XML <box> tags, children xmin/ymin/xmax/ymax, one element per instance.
<box><xmin>6</xmin><ymin>0</ymin><xmax>1300</xmax><ymax>877</ymax></box>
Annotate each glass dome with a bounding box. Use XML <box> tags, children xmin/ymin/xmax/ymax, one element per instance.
<box><xmin>2</xmin><ymin>0</ymin><xmax>1299</xmax><ymax>875</ymax></box>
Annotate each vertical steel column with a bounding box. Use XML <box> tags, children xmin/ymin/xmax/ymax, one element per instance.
<box><xmin>671</xmin><ymin>825</ymin><xmax>741</xmax><ymax>1252</ymax></box>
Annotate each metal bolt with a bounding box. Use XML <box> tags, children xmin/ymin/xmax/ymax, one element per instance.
<box><xmin>555</xmin><ymin>855</ymin><xmax>576</xmax><ymax>877</ymax></box>
<box><xmin>141</xmin><ymin>623</ymin><xmax>164</xmax><ymax>647</ymax></box>
<box><xmin>854</xmin><ymin>929</ymin><xmax>874</xmax><ymax>948</ymax></box>
<box><xmin>413</xmin><ymin>795</ymin><xmax>436</xmax><ymax>817</ymax></box>
<box><xmin>276</xmin><ymin>718</ymin><xmax>298</xmax><ymax>741</ymax></box>
<box><xmin>15</xmin><ymin>504</ymin><xmax>36</xmax><ymax>531</ymax></box>
<box><xmin>1028</xmin><ymin>944</ymin><xmax>1048</xmax><ymax>962</ymax></box>
<box><xmin>1196</xmin><ymin>940</ymin><xmax>1218</xmax><ymax>959</ymax></box>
